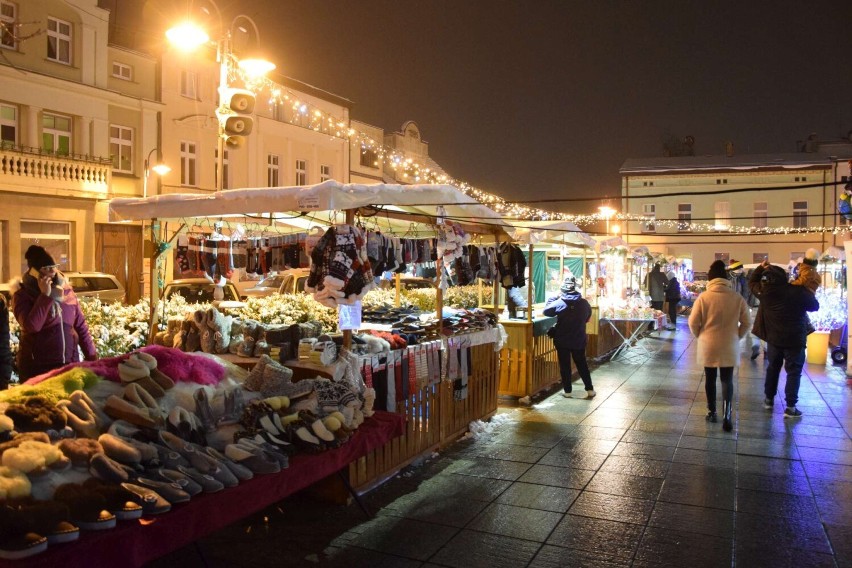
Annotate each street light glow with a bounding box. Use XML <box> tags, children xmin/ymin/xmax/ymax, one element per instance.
<box><xmin>151</xmin><ymin>164</ymin><xmax>171</xmax><ymax>176</ymax></box>
<box><xmin>165</xmin><ymin>22</ymin><xmax>210</xmax><ymax>51</ymax></box>
<box><xmin>239</xmin><ymin>58</ymin><xmax>276</xmax><ymax>78</ymax></box>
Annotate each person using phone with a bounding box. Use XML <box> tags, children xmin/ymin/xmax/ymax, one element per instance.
<box><xmin>11</xmin><ymin>245</ymin><xmax>97</xmax><ymax>381</ymax></box>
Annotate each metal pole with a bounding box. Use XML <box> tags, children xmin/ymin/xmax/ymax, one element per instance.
<box><xmin>216</xmin><ymin>34</ymin><xmax>229</xmax><ymax>192</ymax></box>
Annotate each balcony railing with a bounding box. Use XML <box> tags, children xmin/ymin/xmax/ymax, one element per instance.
<box><xmin>0</xmin><ymin>144</ymin><xmax>112</xmax><ymax>196</ymax></box>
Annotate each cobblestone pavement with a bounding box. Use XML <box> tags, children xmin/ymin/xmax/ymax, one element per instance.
<box><xmin>153</xmin><ymin>321</ymin><xmax>852</xmax><ymax>568</ymax></box>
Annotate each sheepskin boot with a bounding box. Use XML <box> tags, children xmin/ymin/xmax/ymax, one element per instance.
<box><xmin>362</xmin><ymin>388</ymin><xmax>376</xmax><ymax>417</ymax></box>
<box><xmin>253</xmin><ymin>324</ymin><xmax>270</xmax><ymax>357</ymax></box>
<box><xmin>183</xmin><ymin>316</ymin><xmax>201</xmax><ymax>352</ymax></box>
<box><xmin>194</xmin><ymin>309</ymin><xmax>215</xmax><ymax>354</ymax></box>
<box><xmin>237</xmin><ymin>320</ymin><xmax>258</xmax><ymax>358</ymax></box>
<box><xmin>227</xmin><ymin>319</ymin><xmax>244</xmax><ymax>354</ymax></box>
<box><xmin>206</xmin><ymin>307</ymin><xmax>231</xmax><ymax>354</ymax></box>
<box><xmin>162</xmin><ymin>319</ymin><xmax>181</xmax><ymax>348</ymax></box>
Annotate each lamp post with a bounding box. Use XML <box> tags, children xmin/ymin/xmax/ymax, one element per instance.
<box><xmin>166</xmin><ymin>4</ymin><xmax>274</xmax><ymax>192</ymax></box>
<box><xmin>143</xmin><ymin>148</ymin><xmax>170</xmax><ymax>198</ymax></box>
<box><xmin>598</xmin><ymin>206</ymin><xmax>616</xmax><ymax>236</ymax></box>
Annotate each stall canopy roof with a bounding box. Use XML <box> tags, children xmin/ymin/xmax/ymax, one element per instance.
<box><xmin>509</xmin><ymin>220</ymin><xmax>594</xmax><ymax>248</ymax></box>
<box><xmin>108</xmin><ymin>181</ymin><xmax>511</xmax><ymax>236</ymax></box>
<box><xmin>593</xmin><ymin>235</ymin><xmax>628</xmax><ymax>253</ymax></box>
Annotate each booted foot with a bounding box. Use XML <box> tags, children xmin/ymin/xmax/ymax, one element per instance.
<box><xmin>722</xmin><ymin>418</ymin><xmax>732</xmax><ymax>432</ymax></box>
<box><xmin>763</xmin><ymin>398</ymin><xmax>774</xmax><ymax>410</ymax></box>
<box><xmin>585</xmin><ymin>390</ymin><xmax>596</xmax><ymax>399</ymax></box>
<box><xmin>561</xmin><ymin>392</ymin><xmax>572</xmax><ymax>398</ymax></box>
<box><xmin>705</xmin><ymin>411</ymin><xmax>717</xmax><ymax>423</ymax></box>
<box><xmin>750</xmin><ymin>345</ymin><xmax>760</xmax><ymax>360</ymax></box>
<box><xmin>783</xmin><ymin>407</ymin><xmax>803</xmax><ymax>418</ymax></box>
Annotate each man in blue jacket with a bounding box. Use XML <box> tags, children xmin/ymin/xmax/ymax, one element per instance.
<box><xmin>544</xmin><ymin>276</ymin><xmax>595</xmax><ymax>399</ymax></box>
<box><xmin>749</xmin><ymin>260</ymin><xmax>819</xmax><ymax>418</ymax></box>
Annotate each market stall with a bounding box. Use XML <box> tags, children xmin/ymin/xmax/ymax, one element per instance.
<box><xmin>496</xmin><ymin>221</ymin><xmax>594</xmax><ymax>398</ymax></box>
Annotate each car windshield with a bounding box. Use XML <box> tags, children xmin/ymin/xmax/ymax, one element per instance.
<box><xmin>257</xmin><ymin>275</ymin><xmax>285</xmax><ymax>288</ymax></box>
<box><xmin>167</xmin><ymin>284</ymin><xmax>239</xmax><ymax>302</ymax></box>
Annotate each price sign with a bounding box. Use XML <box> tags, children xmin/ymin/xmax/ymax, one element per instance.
<box><xmin>338</xmin><ymin>301</ymin><xmax>362</xmax><ymax>330</ymax></box>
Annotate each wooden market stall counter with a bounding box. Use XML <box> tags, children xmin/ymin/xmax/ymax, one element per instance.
<box><xmin>498</xmin><ymin>316</ymin><xmax>559</xmax><ymax>398</ymax></box>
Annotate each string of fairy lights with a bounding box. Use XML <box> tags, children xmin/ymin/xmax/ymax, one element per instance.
<box><xmin>234</xmin><ymin>55</ymin><xmax>852</xmax><ymax>236</ymax></box>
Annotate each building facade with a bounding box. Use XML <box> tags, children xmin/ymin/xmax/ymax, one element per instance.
<box><xmin>620</xmin><ymin>147</ymin><xmax>852</xmax><ymax>271</ymax></box>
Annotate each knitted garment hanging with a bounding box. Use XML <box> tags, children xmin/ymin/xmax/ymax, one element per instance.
<box><xmin>305</xmin><ymin>224</ymin><xmax>376</xmax><ymax>308</ymax></box>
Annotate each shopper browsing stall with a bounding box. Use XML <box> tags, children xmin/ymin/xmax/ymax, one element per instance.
<box><xmin>544</xmin><ymin>276</ymin><xmax>595</xmax><ymax>399</ymax></box>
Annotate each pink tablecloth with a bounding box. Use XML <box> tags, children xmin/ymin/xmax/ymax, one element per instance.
<box><xmin>1</xmin><ymin>411</ymin><xmax>405</xmax><ymax>568</ymax></box>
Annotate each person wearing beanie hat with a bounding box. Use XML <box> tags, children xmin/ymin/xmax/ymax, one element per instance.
<box><xmin>791</xmin><ymin>248</ymin><xmax>821</xmax><ymax>293</ymax></box>
<box><xmin>663</xmin><ymin>270</ymin><xmax>681</xmax><ymax>331</ymax></box>
<box><xmin>688</xmin><ymin>260</ymin><xmax>751</xmax><ymax>432</ymax></box>
<box><xmin>11</xmin><ymin>246</ymin><xmax>97</xmax><ymax>381</ymax></box>
<box><xmin>543</xmin><ymin>275</ymin><xmax>595</xmax><ymax>399</ymax></box>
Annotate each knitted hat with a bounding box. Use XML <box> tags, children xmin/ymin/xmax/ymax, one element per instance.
<box><xmin>560</xmin><ymin>276</ymin><xmax>576</xmax><ymax>292</ymax></box>
<box><xmin>25</xmin><ymin>245</ymin><xmax>57</xmax><ymax>270</ymax></box>
<box><xmin>727</xmin><ymin>259</ymin><xmax>743</xmax><ymax>271</ymax></box>
<box><xmin>803</xmin><ymin>248</ymin><xmax>819</xmax><ymax>267</ymax></box>
<box><xmin>708</xmin><ymin>260</ymin><xmax>728</xmax><ymax>281</ymax></box>
<box><xmin>666</xmin><ymin>271</ymin><xmax>676</xmax><ymax>280</ymax></box>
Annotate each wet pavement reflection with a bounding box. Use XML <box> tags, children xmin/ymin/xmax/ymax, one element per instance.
<box><xmin>152</xmin><ymin>322</ymin><xmax>852</xmax><ymax>567</ymax></box>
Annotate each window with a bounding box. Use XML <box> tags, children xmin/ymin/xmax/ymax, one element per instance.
<box><xmin>677</xmin><ymin>203</ymin><xmax>692</xmax><ymax>232</ymax></box>
<box><xmin>215</xmin><ymin>148</ymin><xmax>229</xmax><ymax>190</ymax></box>
<box><xmin>47</xmin><ymin>17</ymin><xmax>72</xmax><ymax>64</ymax></box>
<box><xmin>320</xmin><ymin>164</ymin><xmax>332</xmax><ymax>182</ymax></box>
<box><xmin>752</xmin><ymin>253</ymin><xmax>768</xmax><ymax>263</ymax></box>
<box><xmin>20</xmin><ymin>220</ymin><xmax>71</xmax><ymax>273</ymax></box>
<box><xmin>112</xmin><ymin>61</ymin><xmax>132</xmax><ymax>81</ymax></box>
<box><xmin>641</xmin><ymin>203</ymin><xmax>656</xmax><ymax>233</ymax></box>
<box><xmin>642</xmin><ymin>181</ymin><xmax>654</xmax><ymax>187</ymax></box>
<box><xmin>790</xmin><ymin>251</ymin><xmax>804</xmax><ymax>262</ymax></box>
<box><xmin>715</xmin><ymin>178</ymin><xmax>728</xmax><ymax>185</ymax></box>
<box><xmin>714</xmin><ymin>252</ymin><xmax>730</xmax><ymax>263</ymax></box>
<box><xmin>180</xmin><ymin>141</ymin><xmax>197</xmax><ymax>186</ymax></box>
<box><xmin>714</xmin><ymin>201</ymin><xmax>730</xmax><ymax>231</ymax></box>
<box><xmin>359</xmin><ymin>148</ymin><xmax>377</xmax><ymax>168</ymax></box>
<box><xmin>180</xmin><ymin>70</ymin><xmax>197</xmax><ymax>99</ymax></box>
<box><xmin>792</xmin><ymin>201</ymin><xmax>808</xmax><ymax>228</ymax></box>
<box><xmin>0</xmin><ymin>103</ymin><xmax>16</xmax><ymax>147</ymax></box>
<box><xmin>109</xmin><ymin>125</ymin><xmax>133</xmax><ymax>173</ymax></box>
<box><xmin>794</xmin><ymin>176</ymin><xmax>808</xmax><ymax>182</ymax></box>
<box><xmin>295</xmin><ymin>159</ymin><xmax>307</xmax><ymax>185</ymax></box>
<box><xmin>42</xmin><ymin>113</ymin><xmax>72</xmax><ymax>155</ymax></box>
<box><xmin>754</xmin><ymin>202</ymin><xmax>768</xmax><ymax>229</ymax></box>
<box><xmin>267</xmin><ymin>154</ymin><xmax>279</xmax><ymax>187</ymax></box>
<box><xmin>1</xmin><ymin>1</ymin><xmax>16</xmax><ymax>50</ymax></box>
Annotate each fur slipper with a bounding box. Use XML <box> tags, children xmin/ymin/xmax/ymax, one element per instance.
<box><xmin>0</xmin><ymin>466</ymin><xmax>32</xmax><ymax>500</ymax></box>
<box><xmin>103</xmin><ymin>396</ymin><xmax>157</xmax><ymax>430</ymax></box>
<box><xmin>98</xmin><ymin>434</ymin><xmax>142</xmax><ymax>465</ymax></box>
<box><xmin>53</xmin><ymin>483</ymin><xmax>116</xmax><ymax>531</ymax></box>
<box><xmin>206</xmin><ymin>308</ymin><xmax>231</xmax><ymax>354</ymax></box>
<box><xmin>183</xmin><ymin>318</ymin><xmax>202</xmax><ymax>352</ymax></box>
<box><xmin>58</xmin><ymin>438</ymin><xmax>103</xmax><ymax>469</ymax></box>
<box><xmin>0</xmin><ymin>505</ymin><xmax>47</xmax><ymax>560</ymax></box>
<box><xmin>4</xmin><ymin>397</ymin><xmax>66</xmax><ymax>432</ymax></box>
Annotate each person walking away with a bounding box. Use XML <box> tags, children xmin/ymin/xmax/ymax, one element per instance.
<box><xmin>11</xmin><ymin>245</ymin><xmax>98</xmax><ymax>381</ymax></box>
<box><xmin>749</xmin><ymin>259</ymin><xmax>818</xmax><ymax>418</ymax></box>
<box><xmin>688</xmin><ymin>260</ymin><xmax>750</xmax><ymax>431</ymax></box>
<box><xmin>544</xmin><ymin>276</ymin><xmax>595</xmax><ymax>399</ymax></box>
<box><xmin>727</xmin><ymin>259</ymin><xmax>761</xmax><ymax>360</ymax></box>
<box><xmin>644</xmin><ymin>263</ymin><xmax>668</xmax><ymax>331</ymax></box>
<box><xmin>664</xmin><ymin>270</ymin><xmax>681</xmax><ymax>331</ymax></box>
<box><xmin>0</xmin><ymin>295</ymin><xmax>12</xmax><ymax>389</ymax></box>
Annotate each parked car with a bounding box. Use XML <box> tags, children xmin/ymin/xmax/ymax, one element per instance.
<box><xmin>63</xmin><ymin>271</ymin><xmax>126</xmax><ymax>303</ymax></box>
<box><xmin>242</xmin><ymin>269</ymin><xmax>311</xmax><ymax>298</ymax></box>
<box><xmin>163</xmin><ymin>278</ymin><xmax>244</xmax><ymax>308</ymax></box>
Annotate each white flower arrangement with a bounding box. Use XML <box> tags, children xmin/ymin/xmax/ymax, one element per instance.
<box><xmin>807</xmin><ymin>287</ymin><xmax>848</xmax><ymax>332</ymax></box>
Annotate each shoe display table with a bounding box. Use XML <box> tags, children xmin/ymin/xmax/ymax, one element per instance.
<box><xmin>1</xmin><ymin>411</ymin><xmax>405</xmax><ymax>568</ymax></box>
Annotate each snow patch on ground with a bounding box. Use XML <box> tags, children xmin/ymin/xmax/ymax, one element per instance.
<box><xmin>466</xmin><ymin>411</ymin><xmax>518</xmax><ymax>439</ymax></box>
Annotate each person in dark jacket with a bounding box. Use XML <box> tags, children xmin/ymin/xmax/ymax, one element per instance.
<box><xmin>12</xmin><ymin>245</ymin><xmax>97</xmax><ymax>381</ymax></box>
<box><xmin>0</xmin><ymin>295</ymin><xmax>12</xmax><ymax>389</ymax></box>
<box><xmin>663</xmin><ymin>270</ymin><xmax>681</xmax><ymax>331</ymax></box>
<box><xmin>543</xmin><ymin>276</ymin><xmax>595</xmax><ymax>399</ymax></box>
<box><xmin>749</xmin><ymin>260</ymin><xmax>818</xmax><ymax>418</ymax></box>
<box><xmin>644</xmin><ymin>263</ymin><xmax>668</xmax><ymax>330</ymax></box>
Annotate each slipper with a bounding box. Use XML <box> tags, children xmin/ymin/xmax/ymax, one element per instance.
<box><xmin>53</xmin><ymin>484</ymin><xmax>117</xmax><ymax>531</ymax></box>
<box><xmin>58</xmin><ymin>438</ymin><xmax>104</xmax><ymax>469</ymax></box>
<box><xmin>88</xmin><ymin>453</ymin><xmax>130</xmax><ymax>484</ymax></box>
<box><xmin>97</xmin><ymin>433</ymin><xmax>142</xmax><ymax>465</ymax></box>
<box><xmin>134</xmin><ymin>477</ymin><xmax>191</xmax><ymax>504</ymax></box>
<box><xmin>153</xmin><ymin>468</ymin><xmax>203</xmax><ymax>497</ymax></box>
<box><xmin>26</xmin><ymin>500</ymin><xmax>79</xmax><ymax>544</ymax></box>
<box><xmin>202</xmin><ymin>447</ymin><xmax>254</xmax><ymax>482</ymax></box>
<box><xmin>82</xmin><ymin>479</ymin><xmax>144</xmax><ymax>521</ymax></box>
<box><xmin>123</xmin><ymin>383</ymin><xmax>164</xmax><ymax>423</ymax></box>
<box><xmin>175</xmin><ymin>465</ymin><xmax>225</xmax><ymax>494</ymax></box>
<box><xmin>119</xmin><ymin>482</ymin><xmax>172</xmax><ymax>515</ymax></box>
<box><xmin>0</xmin><ymin>506</ymin><xmax>48</xmax><ymax>560</ymax></box>
<box><xmin>103</xmin><ymin>396</ymin><xmax>157</xmax><ymax>430</ymax></box>
<box><xmin>224</xmin><ymin>443</ymin><xmax>281</xmax><ymax>475</ymax></box>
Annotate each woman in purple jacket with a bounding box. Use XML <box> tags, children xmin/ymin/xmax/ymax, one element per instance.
<box><xmin>543</xmin><ymin>276</ymin><xmax>595</xmax><ymax>399</ymax></box>
<box><xmin>12</xmin><ymin>245</ymin><xmax>97</xmax><ymax>381</ymax></box>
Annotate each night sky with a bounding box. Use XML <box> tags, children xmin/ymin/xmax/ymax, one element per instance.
<box><xmin>120</xmin><ymin>1</ymin><xmax>852</xmax><ymax>214</ymax></box>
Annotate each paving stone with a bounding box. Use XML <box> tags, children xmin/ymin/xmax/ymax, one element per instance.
<box><xmin>419</xmin><ymin>472</ymin><xmax>513</xmax><ymax>502</ymax></box>
<box><xmin>802</xmin><ymin>460</ymin><xmax>852</xmax><ymax>481</ymax></box>
<box><xmin>442</xmin><ymin>457</ymin><xmax>532</xmax><ymax>481</ymax></box>
<box><xmin>547</xmin><ymin>513</ymin><xmax>643</xmax><ymax>558</ymax></box>
<box><xmin>736</xmin><ymin>438</ymin><xmax>800</xmax><ymax>459</ymax></box>
<box><xmin>736</xmin><ymin>488</ymin><xmax>819</xmax><ymax>519</ymax></box>
<box><xmin>495</xmin><ymin>482</ymin><xmax>580</xmax><ymax>513</ymax></box>
<box><xmin>323</xmin><ymin>546</ymin><xmax>424</xmax><ymax>568</ymax></box>
<box><xmin>427</xmin><ymin>529</ymin><xmax>541</xmax><ymax>568</ymax></box>
<box><xmin>517</xmin><ymin>463</ymin><xmax>595</xmax><ymax>489</ymax></box>
<box><xmin>735</xmin><ymin>540</ymin><xmax>837</xmax><ymax>568</ymax></box>
<box><xmin>611</xmin><ymin>441</ymin><xmax>676</xmax><ymax>461</ymax></box>
<box><xmin>658</xmin><ymin>474</ymin><xmax>736</xmax><ymax>510</ymax></box>
<box><xmin>634</xmin><ymin>526</ymin><xmax>732</xmax><ymax>566</ymax></box>
<box><xmin>379</xmin><ymin>490</ymin><xmax>489</xmax><ymax>527</ymax></box>
<box><xmin>529</xmin><ymin>544</ymin><xmax>631</xmax><ymax>567</ymax></box>
<box><xmin>568</xmin><ymin>491</ymin><xmax>655</xmax><ymax>525</ymax></box>
<box><xmin>466</xmin><ymin>503</ymin><xmax>563</xmax><ymax>542</ymax></box>
<box><xmin>797</xmin><ymin>446</ymin><xmax>852</xmax><ymax>466</ymax></box>
<box><xmin>648</xmin><ymin>501</ymin><xmax>734</xmax><ymax>538</ymax></box>
<box><xmin>599</xmin><ymin>455</ymin><xmax>671</xmax><ymax>479</ymax></box>
<box><xmin>585</xmin><ymin>470</ymin><xmax>664</xmax><ymax>500</ymax></box>
<box><xmin>344</xmin><ymin>516</ymin><xmax>459</xmax><ymax>561</ymax></box>
<box><xmin>620</xmin><ymin>430</ymin><xmax>682</xmax><ymax>447</ymax></box>
<box><xmin>672</xmin><ymin>447</ymin><xmax>736</xmax><ymax>468</ymax></box>
<box><xmin>470</xmin><ymin>442</ymin><xmax>551</xmax><ymax>463</ymax></box>
<box><xmin>736</xmin><ymin>471</ymin><xmax>813</xmax><ymax>496</ymax></box>
<box><xmin>677</xmin><ymin>435</ymin><xmax>737</xmax><ymax>453</ymax></box>
<box><xmin>537</xmin><ymin>448</ymin><xmax>609</xmax><ymax>470</ymax></box>
<box><xmin>736</xmin><ymin>510</ymin><xmax>832</xmax><ymax>553</ymax></box>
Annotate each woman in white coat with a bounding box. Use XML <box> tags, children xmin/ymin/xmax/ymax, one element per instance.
<box><xmin>688</xmin><ymin>260</ymin><xmax>750</xmax><ymax>431</ymax></box>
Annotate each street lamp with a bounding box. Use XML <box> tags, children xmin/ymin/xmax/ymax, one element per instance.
<box><xmin>166</xmin><ymin>3</ymin><xmax>275</xmax><ymax>192</ymax></box>
<box><xmin>598</xmin><ymin>206</ymin><xmax>616</xmax><ymax>235</ymax></box>
<box><xmin>143</xmin><ymin>148</ymin><xmax>170</xmax><ymax>198</ymax></box>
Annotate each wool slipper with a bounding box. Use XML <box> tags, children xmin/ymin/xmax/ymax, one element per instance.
<box><xmin>119</xmin><ymin>482</ymin><xmax>172</xmax><ymax>515</ymax></box>
<box><xmin>123</xmin><ymin>383</ymin><xmax>163</xmax><ymax>422</ymax></box>
<box><xmin>103</xmin><ymin>395</ymin><xmax>157</xmax><ymax>430</ymax></box>
<box><xmin>150</xmin><ymin>443</ymin><xmax>190</xmax><ymax>470</ymax></box>
<box><xmin>202</xmin><ymin>447</ymin><xmax>254</xmax><ymax>482</ymax></box>
<box><xmin>53</xmin><ymin>484</ymin><xmax>117</xmax><ymax>531</ymax></box>
<box><xmin>182</xmin><ymin>447</ymin><xmax>238</xmax><ymax>488</ymax></box>
<box><xmin>25</xmin><ymin>500</ymin><xmax>79</xmax><ymax>544</ymax></box>
<box><xmin>218</xmin><ymin>388</ymin><xmax>245</xmax><ymax>426</ymax></box>
<box><xmin>175</xmin><ymin>465</ymin><xmax>225</xmax><ymax>493</ymax></box>
<box><xmin>224</xmin><ymin>444</ymin><xmax>281</xmax><ymax>475</ymax></box>
<box><xmin>56</xmin><ymin>398</ymin><xmax>100</xmax><ymax>439</ymax></box>
<box><xmin>88</xmin><ymin>453</ymin><xmax>130</xmax><ymax>484</ymax></box>
<box><xmin>153</xmin><ymin>468</ymin><xmax>203</xmax><ymax>497</ymax></box>
<box><xmin>98</xmin><ymin>433</ymin><xmax>142</xmax><ymax>465</ymax></box>
<box><xmin>1</xmin><ymin>440</ymin><xmax>66</xmax><ymax>475</ymax></box>
<box><xmin>4</xmin><ymin>397</ymin><xmax>66</xmax><ymax>433</ymax></box>
<box><xmin>298</xmin><ymin>411</ymin><xmax>336</xmax><ymax>443</ymax></box>
<box><xmin>286</xmin><ymin>422</ymin><xmax>325</xmax><ymax>453</ymax></box>
<box><xmin>118</xmin><ymin>357</ymin><xmax>149</xmax><ymax>383</ymax></box>
<box><xmin>134</xmin><ymin>477</ymin><xmax>191</xmax><ymax>504</ymax></box>
<box><xmin>149</xmin><ymin>368</ymin><xmax>176</xmax><ymax>391</ymax></box>
<box><xmin>132</xmin><ymin>351</ymin><xmax>157</xmax><ymax>370</ymax></box>
<box><xmin>0</xmin><ymin>465</ymin><xmax>32</xmax><ymax>500</ymax></box>
<box><xmin>68</xmin><ymin>390</ymin><xmax>112</xmax><ymax>431</ymax></box>
<box><xmin>0</xmin><ymin>505</ymin><xmax>48</xmax><ymax>560</ymax></box>
<box><xmin>82</xmin><ymin>479</ymin><xmax>143</xmax><ymax>521</ymax></box>
<box><xmin>236</xmin><ymin>438</ymin><xmax>289</xmax><ymax>468</ymax></box>
<box><xmin>193</xmin><ymin>388</ymin><xmax>216</xmax><ymax>433</ymax></box>
<box><xmin>58</xmin><ymin>438</ymin><xmax>103</xmax><ymax>469</ymax></box>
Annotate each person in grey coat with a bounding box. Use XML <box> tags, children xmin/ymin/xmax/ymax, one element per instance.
<box><xmin>644</xmin><ymin>263</ymin><xmax>668</xmax><ymax>331</ymax></box>
<box><xmin>688</xmin><ymin>260</ymin><xmax>750</xmax><ymax>431</ymax></box>
<box><xmin>544</xmin><ymin>276</ymin><xmax>595</xmax><ymax>399</ymax></box>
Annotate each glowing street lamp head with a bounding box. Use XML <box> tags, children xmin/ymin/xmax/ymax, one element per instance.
<box><xmin>598</xmin><ymin>206</ymin><xmax>616</xmax><ymax>219</ymax></box>
<box><xmin>238</xmin><ymin>58</ymin><xmax>276</xmax><ymax>78</ymax></box>
<box><xmin>165</xmin><ymin>22</ymin><xmax>210</xmax><ymax>51</ymax></box>
<box><xmin>151</xmin><ymin>164</ymin><xmax>171</xmax><ymax>176</ymax></box>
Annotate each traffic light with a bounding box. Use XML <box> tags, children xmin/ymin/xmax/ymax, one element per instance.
<box><xmin>217</xmin><ymin>88</ymin><xmax>255</xmax><ymax>147</ymax></box>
